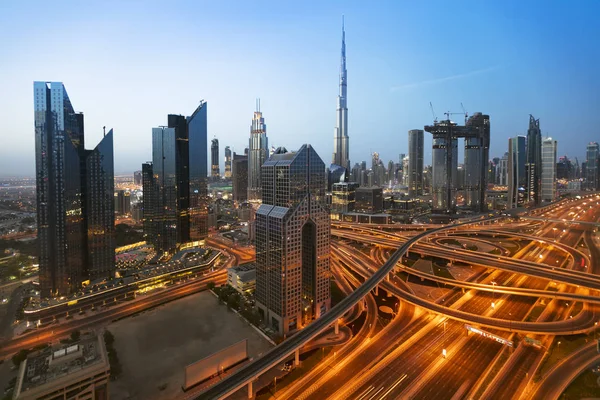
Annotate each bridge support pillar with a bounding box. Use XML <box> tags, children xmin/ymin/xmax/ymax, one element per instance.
<box><xmin>247</xmin><ymin>380</ymin><xmax>253</xmax><ymax>398</ymax></box>
<box><xmin>374</xmin><ymin>285</ymin><xmax>379</xmax><ymax>296</ymax></box>
<box><xmin>295</xmin><ymin>349</ymin><xmax>300</xmax><ymax>366</ymax></box>
<box><xmin>334</xmin><ymin>319</ymin><xmax>339</xmax><ymax>335</ymax></box>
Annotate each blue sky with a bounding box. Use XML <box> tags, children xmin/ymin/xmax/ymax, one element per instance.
<box><xmin>1</xmin><ymin>0</ymin><xmax>598</xmax><ymax>176</ymax></box>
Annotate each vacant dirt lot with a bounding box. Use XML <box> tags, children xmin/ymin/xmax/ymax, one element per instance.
<box><xmin>109</xmin><ymin>291</ymin><xmax>272</xmax><ymax>400</ymax></box>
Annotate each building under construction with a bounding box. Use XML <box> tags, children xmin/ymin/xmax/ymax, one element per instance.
<box><xmin>424</xmin><ymin>112</ymin><xmax>490</xmax><ymax>213</ymax></box>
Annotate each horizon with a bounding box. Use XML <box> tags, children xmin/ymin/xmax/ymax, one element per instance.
<box><xmin>1</xmin><ymin>1</ymin><xmax>599</xmax><ymax>177</ymax></box>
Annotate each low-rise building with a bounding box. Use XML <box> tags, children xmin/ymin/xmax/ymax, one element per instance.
<box><xmin>227</xmin><ymin>264</ymin><xmax>256</xmax><ymax>294</ymax></box>
<box><xmin>13</xmin><ymin>335</ymin><xmax>110</xmax><ymax>400</ymax></box>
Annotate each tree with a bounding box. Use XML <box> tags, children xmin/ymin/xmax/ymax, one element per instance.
<box><xmin>103</xmin><ymin>330</ymin><xmax>115</xmax><ymax>346</ymax></box>
<box><xmin>207</xmin><ymin>282</ymin><xmax>215</xmax><ymax>291</ymax></box>
<box><xmin>12</xmin><ymin>349</ymin><xmax>29</xmax><ymax>367</ymax></box>
<box><xmin>70</xmin><ymin>330</ymin><xmax>81</xmax><ymax>342</ymax></box>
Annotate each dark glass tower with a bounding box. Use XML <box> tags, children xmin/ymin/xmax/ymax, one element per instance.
<box><xmin>232</xmin><ymin>153</ymin><xmax>248</xmax><ymax>203</ymax></box>
<box><xmin>408</xmin><ymin>129</ymin><xmax>424</xmax><ymax>196</ymax></box>
<box><xmin>152</xmin><ymin>127</ymin><xmax>178</xmax><ymax>253</ymax></box>
<box><xmin>84</xmin><ymin>130</ymin><xmax>115</xmax><ymax>281</ymax></box>
<box><xmin>142</xmin><ymin>162</ymin><xmax>157</xmax><ymax>248</ymax></box>
<box><xmin>34</xmin><ymin>82</ymin><xmax>114</xmax><ymax>297</ymax></box>
<box><xmin>211</xmin><ymin>138</ymin><xmax>220</xmax><ymax>180</ymax></box>
<box><xmin>168</xmin><ymin>114</ymin><xmax>190</xmax><ymax>244</ymax></box>
<box><xmin>188</xmin><ymin>101</ymin><xmax>208</xmax><ymax>241</ymax></box>
<box><xmin>526</xmin><ymin>114</ymin><xmax>542</xmax><ymax>205</ymax></box>
<box><xmin>255</xmin><ymin>145</ymin><xmax>330</xmax><ymax>335</ymax></box>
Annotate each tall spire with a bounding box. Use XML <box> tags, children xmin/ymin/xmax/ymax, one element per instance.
<box><xmin>333</xmin><ymin>16</ymin><xmax>350</xmax><ymax>171</ymax></box>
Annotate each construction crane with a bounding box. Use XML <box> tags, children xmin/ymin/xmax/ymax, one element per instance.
<box><xmin>444</xmin><ymin>111</ymin><xmax>465</xmax><ymax>122</ymax></box>
<box><xmin>429</xmin><ymin>102</ymin><xmax>438</xmax><ymax>123</ymax></box>
<box><xmin>461</xmin><ymin>103</ymin><xmax>468</xmax><ymax>124</ymax></box>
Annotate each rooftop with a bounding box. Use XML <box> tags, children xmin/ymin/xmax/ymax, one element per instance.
<box><xmin>14</xmin><ymin>335</ymin><xmax>109</xmax><ymax>398</ymax></box>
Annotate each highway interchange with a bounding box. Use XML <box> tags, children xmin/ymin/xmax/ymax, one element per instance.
<box><xmin>198</xmin><ymin>194</ymin><xmax>600</xmax><ymax>400</ymax></box>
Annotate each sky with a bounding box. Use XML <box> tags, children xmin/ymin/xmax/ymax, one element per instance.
<box><xmin>1</xmin><ymin>0</ymin><xmax>599</xmax><ymax>177</ymax></box>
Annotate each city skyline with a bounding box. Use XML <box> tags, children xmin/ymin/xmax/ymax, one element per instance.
<box><xmin>1</xmin><ymin>1</ymin><xmax>599</xmax><ymax>176</ymax></box>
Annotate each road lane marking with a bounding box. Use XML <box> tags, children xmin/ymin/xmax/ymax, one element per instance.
<box><xmin>356</xmin><ymin>386</ymin><xmax>375</xmax><ymax>400</ymax></box>
<box><xmin>378</xmin><ymin>374</ymin><xmax>408</xmax><ymax>400</ymax></box>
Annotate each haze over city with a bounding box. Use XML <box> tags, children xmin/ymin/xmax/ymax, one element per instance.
<box><xmin>1</xmin><ymin>0</ymin><xmax>599</xmax><ymax>176</ymax></box>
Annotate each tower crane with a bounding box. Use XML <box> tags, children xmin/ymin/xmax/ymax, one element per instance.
<box><xmin>429</xmin><ymin>102</ymin><xmax>438</xmax><ymax>123</ymax></box>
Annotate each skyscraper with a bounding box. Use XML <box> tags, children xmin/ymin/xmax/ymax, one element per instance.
<box><xmin>142</xmin><ymin>162</ymin><xmax>156</xmax><ymax>247</ymax></box>
<box><xmin>526</xmin><ymin>114</ymin><xmax>542</xmax><ymax>204</ymax></box>
<box><xmin>232</xmin><ymin>152</ymin><xmax>248</xmax><ymax>203</ymax></box>
<box><xmin>168</xmin><ymin>114</ymin><xmax>190</xmax><ymax>244</ymax></box>
<box><xmin>508</xmin><ymin>136</ymin><xmax>526</xmax><ymax>209</ymax></box>
<box><xmin>255</xmin><ymin>145</ymin><xmax>330</xmax><ymax>335</ymax></box>
<box><xmin>424</xmin><ymin>113</ymin><xmax>489</xmax><ymax>212</ymax></box>
<box><xmin>34</xmin><ymin>82</ymin><xmax>114</xmax><ymax>297</ymax></box>
<box><xmin>248</xmin><ymin>100</ymin><xmax>268</xmax><ymax>201</ymax></box>
<box><xmin>152</xmin><ymin>127</ymin><xmax>178</xmax><ymax>253</ymax></box>
<box><xmin>211</xmin><ymin>138</ymin><xmax>220</xmax><ymax>180</ymax></box>
<box><xmin>188</xmin><ymin>101</ymin><xmax>208</xmax><ymax>241</ymax></box>
<box><xmin>498</xmin><ymin>152</ymin><xmax>509</xmax><ymax>186</ymax></box>
<box><xmin>586</xmin><ymin>142</ymin><xmax>600</xmax><ymax>190</ymax></box>
<box><xmin>541</xmin><ymin>138</ymin><xmax>557</xmax><ymax>202</ymax></box>
<box><xmin>85</xmin><ymin>130</ymin><xmax>115</xmax><ymax>282</ymax></box>
<box><xmin>224</xmin><ymin>146</ymin><xmax>232</xmax><ymax>178</ymax></box>
<box><xmin>332</xmin><ymin>18</ymin><xmax>350</xmax><ymax>172</ymax></box>
<box><xmin>408</xmin><ymin>129</ymin><xmax>424</xmax><ymax>196</ymax></box>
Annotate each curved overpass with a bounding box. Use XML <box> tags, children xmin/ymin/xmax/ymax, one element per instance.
<box><xmin>196</xmin><ymin>219</ymin><xmax>480</xmax><ymax>399</ymax></box>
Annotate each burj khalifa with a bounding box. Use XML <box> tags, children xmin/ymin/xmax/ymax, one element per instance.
<box><xmin>332</xmin><ymin>18</ymin><xmax>350</xmax><ymax>172</ymax></box>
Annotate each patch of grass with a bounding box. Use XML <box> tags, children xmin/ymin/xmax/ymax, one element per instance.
<box><xmin>330</xmin><ymin>280</ymin><xmax>346</xmax><ymax>306</ymax></box>
<box><xmin>433</xmin><ymin>266</ymin><xmax>454</xmax><ymax>280</ymax></box>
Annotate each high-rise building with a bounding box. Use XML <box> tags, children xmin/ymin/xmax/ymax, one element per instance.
<box><xmin>232</xmin><ymin>153</ymin><xmax>248</xmax><ymax>203</ymax></box>
<box><xmin>355</xmin><ymin>187</ymin><xmax>383</xmax><ymax>214</ymax></box>
<box><xmin>114</xmin><ymin>190</ymin><xmax>131</xmax><ymax>215</ymax></box>
<box><xmin>168</xmin><ymin>114</ymin><xmax>190</xmax><ymax>244</ymax></box>
<box><xmin>408</xmin><ymin>129</ymin><xmax>424</xmax><ymax>196</ymax></box>
<box><xmin>526</xmin><ymin>114</ymin><xmax>542</xmax><ymax>204</ymax></box>
<box><xmin>152</xmin><ymin>127</ymin><xmax>178</xmax><ymax>253</ymax></box>
<box><xmin>83</xmin><ymin>130</ymin><xmax>114</xmax><ymax>283</ymax></box>
<box><xmin>188</xmin><ymin>101</ymin><xmax>208</xmax><ymax>241</ymax></box>
<box><xmin>142</xmin><ymin>162</ymin><xmax>156</xmax><ymax>247</ymax></box>
<box><xmin>248</xmin><ymin>100</ymin><xmax>268</xmax><ymax>201</ymax></box>
<box><xmin>133</xmin><ymin>170</ymin><xmax>142</xmax><ymax>186</ymax></box>
<box><xmin>211</xmin><ymin>138</ymin><xmax>220</xmax><ymax>180</ymax></box>
<box><xmin>332</xmin><ymin>18</ymin><xmax>350</xmax><ymax>172</ymax></box>
<box><xmin>424</xmin><ymin>113</ymin><xmax>489</xmax><ymax>212</ymax></box>
<box><xmin>541</xmin><ymin>138</ymin><xmax>557</xmax><ymax>202</ymax></box>
<box><xmin>255</xmin><ymin>145</ymin><xmax>330</xmax><ymax>335</ymax></box>
<box><xmin>224</xmin><ymin>146</ymin><xmax>232</xmax><ymax>178</ymax></box>
<box><xmin>508</xmin><ymin>136</ymin><xmax>527</xmax><ymax>208</ymax></box>
<box><xmin>34</xmin><ymin>82</ymin><xmax>114</xmax><ymax>297</ymax></box>
<box><xmin>497</xmin><ymin>152</ymin><xmax>509</xmax><ymax>186</ymax></box>
<box><xmin>586</xmin><ymin>142</ymin><xmax>600</xmax><ymax>190</ymax></box>
<box><xmin>331</xmin><ymin>182</ymin><xmax>359</xmax><ymax>216</ymax></box>
<box><xmin>556</xmin><ymin>156</ymin><xmax>573</xmax><ymax>180</ymax></box>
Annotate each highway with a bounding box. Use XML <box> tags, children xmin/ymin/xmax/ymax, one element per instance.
<box><xmin>196</xmin><ymin>217</ymin><xmax>486</xmax><ymax>399</ymax></box>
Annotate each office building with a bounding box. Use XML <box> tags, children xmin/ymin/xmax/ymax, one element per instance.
<box><xmin>255</xmin><ymin>145</ymin><xmax>330</xmax><ymax>335</ymax></box>
<box><xmin>133</xmin><ymin>170</ymin><xmax>142</xmax><ymax>185</ymax></box>
<box><xmin>425</xmin><ymin>112</ymin><xmax>489</xmax><ymax>213</ymax></box>
<box><xmin>331</xmin><ymin>182</ymin><xmax>359</xmax><ymax>216</ymax></box>
<box><xmin>152</xmin><ymin>127</ymin><xmax>178</xmax><ymax>253</ymax></box>
<box><xmin>408</xmin><ymin>129</ymin><xmax>424</xmax><ymax>196</ymax></box>
<box><xmin>168</xmin><ymin>114</ymin><xmax>190</xmax><ymax>244</ymax></box>
<box><xmin>541</xmin><ymin>138</ymin><xmax>557</xmax><ymax>202</ymax></box>
<box><xmin>224</xmin><ymin>146</ymin><xmax>232</xmax><ymax>178</ymax></box>
<box><xmin>142</xmin><ymin>162</ymin><xmax>156</xmax><ymax>246</ymax></box>
<box><xmin>34</xmin><ymin>82</ymin><xmax>115</xmax><ymax>298</ymax></box>
<box><xmin>248</xmin><ymin>100</ymin><xmax>269</xmax><ymax>202</ymax></box>
<box><xmin>355</xmin><ymin>187</ymin><xmax>383</xmax><ymax>214</ymax></box>
<box><xmin>188</xmin><ymin>101</ymin><xmax>208</xmax><ymax>241</ymax></box>
<box><xmin>13</xmin><ymin>335</ymin><xmax>110</xmax><ymax>400</ymax></box>
<box><xmin>586</xmin><ymin>142</ymin><xmax>599</xmax><ymax>190</ymax></box>
<box><xmin>556</xmin><ymin>156</ymin><xmax>573</xmax><ymax>180</ymax></box>
<box><xmin>332</xmin><ymin>18</ymin><xmax>350</xmax><ymax>171</ymax></box>
<box><xmin>526</xmin><ymin>114</ymin><xmax>542</xmax><ymax>204</ymax></box>
<box><xmin>114</xmin><ymin>190</ymin><xmax>131</xmax><ymax>215</ymax></box>
<box><xmin>497</xmin><ymin>152</ymin><xmax>509</xmax><ymax>186</ymax></box>
<box><xmin>232</xmin><ymin>153</ymin><xmax>248</xmax><ymax>203</ymax></box>
<box><xmin>211</xmin><ymin>138</ymin><xmax>220</xmax><ymax>180</ymax></box>
<box><xmin>228</xmin><ymin>264</ymin><xmax>256</xmax><ymax>294</ymax></box>
<box><xmin>508</xmin><ymin>136</ymin><xmax>527</xmax><ymax>208</ymax></box>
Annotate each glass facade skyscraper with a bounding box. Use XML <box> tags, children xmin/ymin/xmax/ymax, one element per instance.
<box><xmin>248</xmin><ymin>101</ymin><xmax>268</xmax><ymax>201</ymax></box>
<box><xmin>211</xmin><ymin>138</ymin><xmax>220</xmax><ymax>179</ymax></box>
<box><xmin>34</xmin><ymin>82</ymin><xmax>114</xmax><ymax>297</ymax></box>
<box><xmin>526</xmin><ymin>114</ymin><xmax>542</xmax><ymax>204</ymax></box>
<box><xmin>152</xmin><ymin>127</ymin><xmax>178</xmax><ymax>253</ymax></box>
<box><xmin>188</xmin><ymin>101</ymin><xmax>208</xmax><ymax>241</ymax></box>
<box><xmin>408</xmin><ymin>129</ymin><xmax>424</xmax><ymax>197</ymax></box>
<box><xmin>224</xmin><ymin>146</ymin><xmax>232</xmax><ymax>178</ymax></box>
<box><xmin>255</xmin><ymin>145</ymin><xmax>330</xmax><ymax>335</ymax></box>
<box><xmin>232</xmin><ymin>153</ymin><xmax>248</xmax><ymax>203</ymax></box>
<box><xmin>168</xmin><ymin>114</ymin><xmax>190</xmax><ymax>244</ymax></box>
<box><xmin>586</xmin><ymin>142</ymin><xmax>599</xmax><ymax>190</ymax></box>
<box><xmin>541</xmin><ymin>138</ymin><xmax>557</xmax><ymax>202</ymax></box>
<box><xmin>508</xmin><ymin>136</ymin><xmax>527</xmax><ymax>209</ymax></box>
